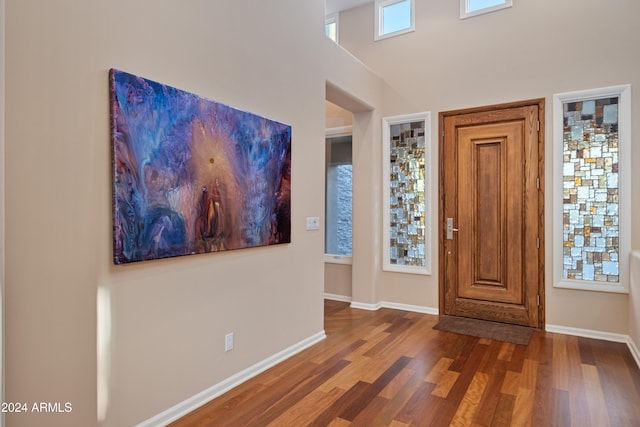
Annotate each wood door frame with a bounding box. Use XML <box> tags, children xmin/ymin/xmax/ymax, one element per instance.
<box><xmin>438</xmin><ymin>99</ymin><xmax>546</xmax><ymax>328</ymax></box>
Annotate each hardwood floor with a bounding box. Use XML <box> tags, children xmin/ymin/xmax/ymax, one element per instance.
<box><xmin>170</xmin><ymin>299</ymin><xmax>640</xmax><ymax>426</ymax></box>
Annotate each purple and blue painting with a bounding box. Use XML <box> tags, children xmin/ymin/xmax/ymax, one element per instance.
<box><xmin>110</xmin><ymin>69</ymin><xmax>291</xmax><ymax>264</ymax></box>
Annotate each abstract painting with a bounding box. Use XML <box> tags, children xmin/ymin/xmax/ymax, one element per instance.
<box><xmin>110</xmin><ymin>69</ymin><xmax>291</xmax><ymax>264</ymax></box>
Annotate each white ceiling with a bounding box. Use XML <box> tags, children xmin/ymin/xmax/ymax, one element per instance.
<box><xmin>325</xmin><ymin>0</ymin><xmax>373</xmax><ymax>15</ymax></box>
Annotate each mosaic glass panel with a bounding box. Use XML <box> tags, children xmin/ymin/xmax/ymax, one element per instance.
<box><xmin>562</xmin><ymin>96</ymin><xmax>620</xmax><ymax>283</ymax></box>
<box><xmin>388</xmin><ymin>121</ymin><xmax>426</xmax><ymax>267</ymax></box>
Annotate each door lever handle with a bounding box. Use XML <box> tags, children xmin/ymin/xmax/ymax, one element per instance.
<box><xmin>446</xmin><ymin>218</ymin><xmax>458</xmax><ymax>240</ymax></box>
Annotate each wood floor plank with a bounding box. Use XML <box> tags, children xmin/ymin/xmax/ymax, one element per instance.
<box><xmin>550</xmin><ymin>388</ymin><xmax>571</xmax><ymax>427</ymax></box>
<box><xmin>506</xmin><ymin>343</ymin><xmax>527</xmax><ymax>373</ymax></box>
<box><xmin>248</xmin><ymin>359</ymin><xmax>352</xmax><ymax>426</ymax></box>
<box><xmin>427</xmin><ymin>342</ymin><xmax>490</xmax><ymax>427</ymax></box>
<box><xmin>317</xmin><ymin>352</ymin><xmax>398</xmax><ymax>394</ymax></box>
<box><xmin>552</xmin><ymin>333</ymin><xmax>571</xmax><ymax>391</ymax></box>
<box><xmin>511</xmin><ymin>388</ymin><xmax>535</xmax><ymax>427</ymax></box>
<box><xmin>524</xmin><ymin>325</ymin><xmax>553</xmax><ymax>426</ymax></box>
<box><xmin>394</xmin><ymin>381</ymin><xmax>436</xmax><ymax>425</ymax></box>
<box><xmin>425</xmin><ymin>357</ymin><xmax>454</xmax><ymax>383</ymax></box>
<box><xmin>449</xmin><ymin>371</ymin><xmax>488</xmax><ymax>426</ymax></box>
<box><xmin>490</xmin><ymin>393</ymin><xmax>515</xmax><ymax>427</ymax></box>
<box><xmin>599</xmin><ymin>363</ymin><xmax>640</xmax><ymax>425</ymax></box>
<box><xmin>310</xmin><ymin>338</ymin><xmax>367</xmax><ymax>366</ymax></box>
<box><xmin>378</xmin><ymin>367</ymin><xmax>414</xmax><ymax>400</ymax></box>
<box><xmin>266</xmin><ymin>387</ymin><xmax>344</xmax><ymax>427</ymax></box>
<box><xmin>567</xmin><ymin>370</ymin><xmax>592</xmax><ymax>427</ymax></box>
<box><xmin>497</xmin><ymin>341</ymin><xmax>516</xmax><ymax>362</ymax></box>
<box><xmin>405</xmin><ymin>333</ymin><xmax>450</xmax><ymax>375</ymax></box>
<box><xmin>578</xmin><ymin>336</ymin><xmax>597</xmax><ymax>365</ymax></box>
<box><xmin>326</xmin><ymin>418</ymin><xmax>350</xmax><ymax>427</ymax></box>
<box><xmin>478</xmin><ymin>339</ymin><xmax>503</xmax><ymax>374</ymax></box>
<box><xmin>310</xmin><ymin>381</ymin><xmax>370</xmax><ymax>426</ymax></box>
<box><xmin>369</xmin><ymin>370</ymin><xmax>427</xmax><ymax>427</ymax></box>
<box><xmin>170</xmin><ymin>301</ymin><xmax>640</xmax><ymax>427</ymax></box>
<box><xmin>338</xmin><ymin>356</ymin><xmax>411</xmax><ymax>421</ymax></box>
<box><xmin>346</xmin><ymin>395</ymin><xmax>390</xmax><ymax>426</ymax></box>
<box><xmin>582</xmin><ymin>363</ymin><xmax>611</xmax><ymax>427</ymax></box>
<box><xmin>473</xmin><ymin>358</ymin><xmax>507</xmax><ymax>426</ymax></box>
<box><xmin>430</xmin><ymin>369</ymin><xmax>459</xmax><ymax>399</ymax></box>
<box><xmin>519</xmin><ymin>358</ymin><xmax>538</xmax><ymax>390</ymax></box>
<box><xmin>500</xmin><ymin>370</ymin><xmax>520</xmax><ymax>396</ymax></box>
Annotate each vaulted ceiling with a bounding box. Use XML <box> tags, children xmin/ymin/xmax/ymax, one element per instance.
<box><xmin>325</xmin><ymin>0</ymin><xmax>372</xmax><ymax>15</ymax></box>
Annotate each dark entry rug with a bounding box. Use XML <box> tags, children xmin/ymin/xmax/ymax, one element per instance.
<box><xmin>433</xmin><ymin>316</ymin><xmax>535</xmax><ymax>346</ymax></box>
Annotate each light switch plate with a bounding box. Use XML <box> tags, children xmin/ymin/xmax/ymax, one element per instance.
<box><xmin>225</xmin><ymin>332</ymin><xmax>234</xmax><ymax>352</ymax></box>
<box><xmin>306</xmin><ymin>217</ymin><xmax>320</xmax><ymax>230</ymax></box>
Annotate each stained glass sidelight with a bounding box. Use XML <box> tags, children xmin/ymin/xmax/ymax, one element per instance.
<box><xmin>562</xmin><ymin>97</ymin><xmax>620</xmax><ymax>283</ymax></box>
<box><xmin>388</xmin><ymin>121</ymin><xmax>426</xmax><ymax>267</ymax></box>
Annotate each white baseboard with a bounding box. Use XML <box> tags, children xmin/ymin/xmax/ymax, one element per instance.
<box><xmin>627</xmin><ymin>337</ymin><xmax>640</xmax><ymax>369</ymax></box>
<box><xmin>350</xmin><ymin>300</ymin><xmax>383</xmax><ymax>311</ymax></box>
<box><xmin>331</xmin><ymin>296</ymin><xmax>438</xmax><ymax>316</ymax></box>
<box><xmin>324</xmin><ymin>293</ymin><xmax>352</xmax><ymax>303</ymax></box>
<box><xmin>381</xmin><ymin>301</ymin><xmax>439</xmax><ymax>315</ymax></box>
<box><xmin>547</xmin><ymin>324</ymin><xmax>640</xmax><ymax>370</ymax></box>
<box><xmin>545</xmin><ymin>324</ymin><xmax>628</xmax><ymax>343</ymax></box>
<box><xmin>136</xmin><ymin>331</ymin><xmax>326</xmax><ymax>427</ymax></box>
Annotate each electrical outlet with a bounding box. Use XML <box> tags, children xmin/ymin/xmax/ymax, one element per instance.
<box><xmin>225</xmin><ymin>332</ymin><xmax>234</xmax><ymax>352</ymax></box>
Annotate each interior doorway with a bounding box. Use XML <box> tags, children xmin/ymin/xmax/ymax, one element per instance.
<box><xmin>439</xmin><ymin>99</ymin><xmax>545</xmax><ymax>328</ymax></box>
<box><xmin>323</xmin><ymin>82</ymin><xmax>374</xmax><ymax>302</ymax></box>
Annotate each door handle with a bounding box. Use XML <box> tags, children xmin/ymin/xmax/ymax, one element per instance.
<box><xmin>446</xmin><ymin>218</ymin><xmax>459</xmax><ymax>240</ymax></box>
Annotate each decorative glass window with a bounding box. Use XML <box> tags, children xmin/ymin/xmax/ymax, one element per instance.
<box><xmin>375</xmin><ymin>0</ymin><xmax>415</xmax><ymax>41</ymax></box>
<box><xmin>460</xmin><ymin>0</ymin><xmax>512</xmax><ymax>19</ymax></box>
<box><xmin>382</xmin><ymin>112</ymin><xmax>431</xmax><ymax>275</ymax></box>
<box><xmin>325</xmin><ymin>13</ymin><xmax>338</xmax><ymax>43</ymax></box>
<box><xmin>553</xmin><ymin>85</ymin><xmax>631</xmax><ymax>293</ymax></box>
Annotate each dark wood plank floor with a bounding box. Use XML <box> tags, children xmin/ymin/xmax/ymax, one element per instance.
<box><xmin>170</xmin><ymin>299</ymin><xmax>640</xmax><ymax>426</ymax></box>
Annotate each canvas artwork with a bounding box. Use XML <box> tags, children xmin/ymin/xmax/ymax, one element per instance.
<box><xmin>110</xmin><ymin>69</ymin><xmax>292</xmax><ymax>264</ymax></box>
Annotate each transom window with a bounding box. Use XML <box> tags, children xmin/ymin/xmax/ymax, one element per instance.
<box><xmin>460</xmin><ymin>0</ymin><xmax>512</xmax><ymax>19</ymax></box>
<box><xmin>375</xmin><ymin>0</ymin><xmax>415</xmax><ymax>41</ymax></box>
<box><xmin>325</xmin><ymin>13</ymin><xmax>338</xmax><ymax>43</ymax></box>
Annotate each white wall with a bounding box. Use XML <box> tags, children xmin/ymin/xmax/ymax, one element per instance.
<box><xmin>326</xmin><ymin>100</ymin><xmax>353</xmax><ymax>129</ymax></box>
<box><xmin>3</xmin><ymin>1</ymin><xmax>342</xmax><ymax>426</ymax></box>
<box><xmin>325</xmin><ymin>263</ymin><xmax>352</xmax><ymax>298</ymax></box>
<box><xmin>324</xmin><ymin>40</ymin><xmax>385</xmax><ymax>306</ymax></box>
<box><xmin>338</xmin><ymin>0</ymin><xmax>640</xmax><ymax>333</ymax></box>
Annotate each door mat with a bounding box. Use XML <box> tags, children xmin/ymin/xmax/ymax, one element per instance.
<box><xmin>433</xmin><ymin>316</ymin><xmax>535</xmax><ymax>346</ymax></box>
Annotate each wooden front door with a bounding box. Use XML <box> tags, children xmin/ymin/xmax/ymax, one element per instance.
<box><xmin>439</xmin><ymin>100</ymin><xmax>544</xmax><ymax>328</ymax></box>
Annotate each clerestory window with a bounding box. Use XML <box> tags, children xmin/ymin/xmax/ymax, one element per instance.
<box><xmin>460</xmin><ymin>0</ymin><xmax>512</xmax><ymax>19</ymax></box>
<box><xmin>375</xmin><ymin>0</ymin><xmax>415</xmax><ymax>41</ymax></box>
<box><xmin>325</xmin><ymin>13</ymin><xmax>338</xmax><ymax>43</ymax></box>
